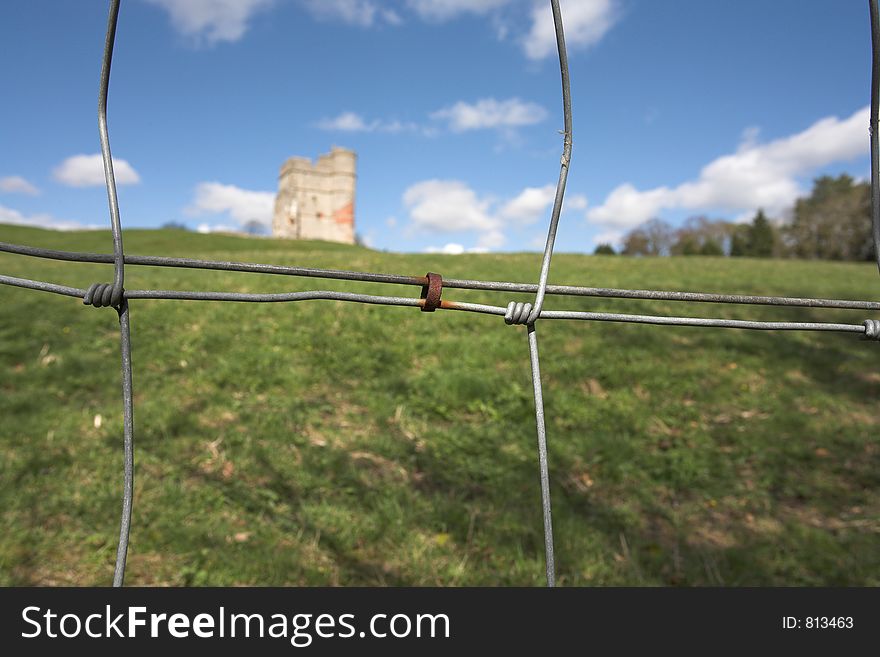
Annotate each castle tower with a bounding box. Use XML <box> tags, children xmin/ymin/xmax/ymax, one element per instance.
<box><xmin>272</xmin><ymin>147</ymin><xmax>356</xmax><ymax>244</ymax></box>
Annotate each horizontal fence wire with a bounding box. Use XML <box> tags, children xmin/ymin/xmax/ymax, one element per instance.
<box><xmin>1</xmin><ymin>0</ymin><xmax>879</xmax><ymax>587</ymax></box>
<box><xmin>3</xmin><ymin>241</ymin><xmax>880</xmax><ymax>311</ymax></box>
<box><xmin>0</xmin><ymin>271</ymin><xmax>875</xmax><ymax>337</ymax></box>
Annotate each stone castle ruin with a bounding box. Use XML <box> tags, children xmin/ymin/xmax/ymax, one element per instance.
<box><xmin>272</xmin><ymin>147</ymin><xmax>356</xmax><ymax>244</ymax></box>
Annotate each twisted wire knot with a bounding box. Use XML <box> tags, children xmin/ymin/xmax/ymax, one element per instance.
<box><xmin>863</xmin><ymin>319</ymin><xmax>880</xmax><ymax>340</ymax></box>
<box><xmin>83</xmin><ymin>282</ymin><xmax>124</xmax><ymax>308</ymax></box>
<box><xmin>505</xmin><ymin>301</ymin><xmax>533</xmax><ymax>325</ymax></box>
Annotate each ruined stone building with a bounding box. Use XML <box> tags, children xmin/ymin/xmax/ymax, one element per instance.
<box><xmin>272</xmin><ymin>147</ymin><xmax>356</xmax><ymax>244</ymax></box>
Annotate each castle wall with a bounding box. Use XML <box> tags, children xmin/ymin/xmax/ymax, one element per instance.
<box><xmin>272</xmin><ymin>147</ymin><xmax>356</xmax><ymax>244</ymax></box>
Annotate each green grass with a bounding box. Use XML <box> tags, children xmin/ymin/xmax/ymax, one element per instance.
<box><xmin>1</xmin><ymin>224</ymin><xmax>878</xmax><ymax>586</ymax></box>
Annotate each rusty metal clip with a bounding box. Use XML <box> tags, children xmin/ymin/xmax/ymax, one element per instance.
<box><xmin>420</xmin><ymin>272</ymin><xmax>443</xmax><ymax>312</ymax></box>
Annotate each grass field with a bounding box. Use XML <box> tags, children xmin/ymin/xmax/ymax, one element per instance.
<box><xmin>1</xmin><ymin>224</ymin><xmax>878</xmax><ymax>586</ymax></box>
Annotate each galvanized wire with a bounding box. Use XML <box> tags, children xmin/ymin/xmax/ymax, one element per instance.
<box><xmin>512</xmin><ymin>2</ymin><xmax>572</xmax><ymax>584</ymax></box>
<box><xmin>4</xmin><ymin>272</ymin><xmax>874</xmax><ymax>336</ymax></box>
<box><xmin>870</xmin><ymin>0</ymin><xmax>880</xmax><ymax>275</ymax></box>
<box><xmin>527</xmin><ymin>324</ymin><xmax>555</xmax><ymax>587</ymax></box>
<box><xmin>99</xmin><ymin>0</ymin><xmax>125</xmax><ymax>308</ymax></box>
<box><xmin>114</xmin><ymin>300</ymin><xmax>134</xmax><ymax>587</ymax></box>
<box><xmin>524</xmin><ymin>0</ymin><xmax>572</xmax><ymax>326</ymax></box>
<box><xmin>97</xmin><ymin>0</ymin><xmax>133</xmax><ymax>588</ymax></box>
<box><xmin>1</xmin><ymin>0</ymin><xmax>879</xmax><ymax>588</ymax></box>
<box><xmin>3</xmin><ymin>240</ymin><xmax>880</xmax><ymax>311</ymax></box>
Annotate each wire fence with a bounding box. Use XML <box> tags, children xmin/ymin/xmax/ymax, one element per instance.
<box><xmin>2</xmin><ymin>0</ymin><xmax>879</xmax><ymax>587</ymax></box>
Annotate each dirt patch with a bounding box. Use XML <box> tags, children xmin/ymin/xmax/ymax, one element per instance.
<box><xmin>580</xmin><ymin>378</ymin><xmax>608</xmax><ymax>399</ymax></box>
<box><xmin>349</xmin><ymin>451</ymin><xmax>409</xmax><ymax>484</ymax></box>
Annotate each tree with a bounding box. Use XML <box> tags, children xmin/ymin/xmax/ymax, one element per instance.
<box><xmin>670</xmin><ymin>216</ymin><xmax>734</xmax><ymax>256</ymax></box>
<box><xmin>730</xmin><ymin>224</ymin><xmax>749</xmax><ymax>257</ymax></box>
<box><xmin>729</xmin><ymin>210</ymin><xmax>779</xmax><ymax>257</ymax></box>
<box><xmin>594</xmin><ymin>243</ymin><xmax>616</xmax><ymax>255</ymax></box>
<box><xmin>622</xmin><ymin>218</ymin><xmax>674</xmax><ymax>256</ymax></box>
<box><xmin>243</xmin><ymin>220</ymin><xmax>268</xmax><ymax>236</ymax></box>
<box><xmin>699</xmin><ymin>239</ymin><xmax>724</xmax><ymax>256</ymax></box>
<box><xmin>622</xmin><ymin>227</ymin><xmax>650</xmax><ymax>255</ymax></box>
<box><xmin>748</xmin><ymin>210</ymin><xmax>775</xmax><ymax>257</ymax></box>
<box><xmin>674</xmin><ymin>233</ymin><xmax>700</xmax><ymax>255</ymax></box>
<box><xmin>161</xmin><ymin>221</ymin><xmax>188</xmax><ymax>231</ymax></box>
<box><xmin>786</xmin><ymin>175</ymin><xmax>872</xmax><ymax>261</ymax></box>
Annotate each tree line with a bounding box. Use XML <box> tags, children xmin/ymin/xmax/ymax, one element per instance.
<box><xmin>594</xmin><ymin>174</ymin><xmax>875</xmax><ymax>260</ymax></box>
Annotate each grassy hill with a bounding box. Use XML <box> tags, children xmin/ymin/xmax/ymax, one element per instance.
<box><xmin>1</xmin><ymin>224</ymin><xmax>878</xmax><ymax>586</ymax></box>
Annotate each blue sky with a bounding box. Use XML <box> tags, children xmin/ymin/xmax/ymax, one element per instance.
<box><xmin>0</xmin><ymin>0</ymin><xmax>873</xmax><ymax>253</ymax></box>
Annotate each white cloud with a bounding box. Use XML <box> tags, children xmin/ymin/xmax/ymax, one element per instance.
<box><xmin>498</xmin><ymin>184</ymin><xmax>556</xmax><ymax>224</ymax></box>
<box><xmin>587</xmin><ymin>106</ymin><xmax>870</xmax><ymax>229</ymax></box>
<box><xmin>403</xmin><ymin>179</ymin><xmax>586</xmax><ymax>250</ymax></box>
<box><xmin>373</xmin><ymin>119</ymin><xmax>418</xmax><ymax>133</ymax></box>
<box><xmin>145</xmin><ymin>0</ymin><xmax>273</xmax><ymax>44</ymax></box>
<box><xmin>498</xmin><ymin>185</ymin><xmax>586</xmax><ymax>224</ymax></box>
<box><xmin>317</xmin><ymin>112</ymin><xmax>373</xmax><ymax>132</ymax></box>
<box><xmin>529</xmin><ymin>233</ymin><xmax>548</xmax><ymax>249</ymax></box>
<box><xmin>567</xmin><ymin>194</ymin><xmax>588</xmax><ymax>210</ymax></box>
<box><xmin>0</xmin><ymin>203</ymin><xmax>97</xmax><ymax>231</ymax></box>
<box><xmin>185</xmin><ymin>182</ymin><xmax>275</xmax><ymax>226</ymax></box>
<box><xmin>423</xmin><ymin>243</ymin><xmax>489</xmax><ymax>254</ymax></box>
<box><xmin>156</xmin><ymin>0</ymin><xmax>618</xmax><ymax>59</ymax></box>
<box><xmin>425</xmin><ymin>242</ymin><xmax>465</xmax><ymax>254</ymax></box>
<box><xmin>431</xmin><ymin>97</ymin><xmax>547</xmax><ymax>132</ymax></box>
<box><xmin>592</xmin><ymin>229</ymin><xmax>623</xmax><ymax>246</ymax></box>
<box><xmin>384</xmin><ymin>9</ymin><xmax>404</xmax><ymax>25</ymax></box>
<box><xmin>318</xmin><ymin>99</ymin><xmax>546</xmax><ymax>135</ymax></box>
<box><xmin>406</xmin><ymin>0</ymin><xmax>511</xmax><ymax>22</ymax></box>
<box><xmin>300</xmin><ymin>0</ymin><xmax>508</xmax><ymax>26</ymax></box>
<box><xmin>477</xmin><ymin>229</ymin><xmax>506</xmax><ymax>249</ymax></box>
<box><xmin>301</xmin><ymin>0</ymin><xmax>400</xmax><ymax>27</ymax></box>
<box><xmin>196</xmin><ymin>222</ymin><xmax>243</xmax><ymax>234</ymax></box>
<box><xmin>316</xmin><ymin>111</ymin><xmax>418</xmax><ymax>133</ymax></box>
<box><xmin>587</xmin><ymin>184</ymin><xmax>672</xmax><ymax>228</ymax></box>
<box><xmin>402</xmin><ymin>179</ymin><xmax>506</xmax><ymax>249</ymax></box>
<box><xmin>404</xmin><ymin>179</ymin><xmax>496</xmax><ymax>233</ymax></box>
<box><xmin>524</xmin><ymin>0</ymin><xmax>619</xmax><ymax>60</ymax></box>
<box><xmin>53</xmin><ymin>154</ymin><xmax>140</xmax><ymax>188</ymax></box>
<box><xmin>0</xmin><ymin>176</ymin><xmax>39</xmax><ymax>195</ymax></box>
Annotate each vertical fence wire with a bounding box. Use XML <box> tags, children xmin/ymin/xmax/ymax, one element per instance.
<box><xmin>113</xmin><ymin>300</ymin><xmax>134</xmax><ymax>586</ymax></box>
<box><xmin>527</xmin><ymin>324</ymin><xmax>556</xmax><ymax>586</ymax></box>
<box><xmin>98</xmin><ymin>0</ymin><xmax>125</xmax><ymax>307</ymax></box>
<box><xmin>516</xmin><ymin>0</ymin><xmax>573</xmax><ymax>586</ymax></box>
<box><xmin>869</xmin><ymin>0</ymin><xmax>880</xmax><ymax>275</ymax></box>
<box><xmin>2</xmin><ymin>0</ymin><xmax>879</xmax><ymax>587</ymax></box>
<box><xmin>96</xmin><ymin>0</ymin><xmax>134</xmax><ymax>587</ymax></box>
<box><xmin>525</xmin><ymin>0</ymin><xmax>573</xmax><ymax>326</ymax></box>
